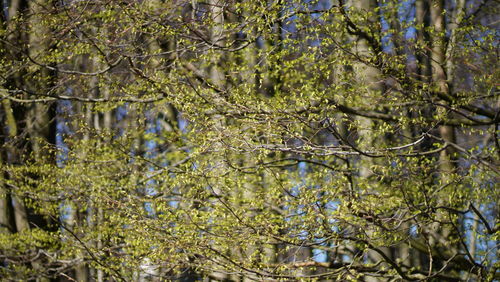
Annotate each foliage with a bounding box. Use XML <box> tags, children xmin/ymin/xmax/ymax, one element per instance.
<box><xmin>0</xmin><ymin>0</ymin><xmax>498</xmax><ymax>281</ymax></box>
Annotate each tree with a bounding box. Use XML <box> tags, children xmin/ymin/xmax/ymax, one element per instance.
<box><xmin>0</xmin><ymin>0</ymin><xmax>498</xmax><ymax>281</ymax></box>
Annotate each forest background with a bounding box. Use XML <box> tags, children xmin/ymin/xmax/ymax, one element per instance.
<box><xmin>0</xmin><ymin>0</ymin><xmax>498</xmax><ymax>281</ymax></box>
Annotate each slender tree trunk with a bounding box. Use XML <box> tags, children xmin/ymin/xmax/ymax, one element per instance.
<box><xmin>0</xmin><ymin>0</ymin><xmax>20</xmax><ymax>239</ymax></box>
<box><xmin>430</xmin><ymin>0</ymin><xmax>456</xmax><ymax>178</ymax></box>
<box><xmin>0</xmin><ymin>99</ymin><xmax>16</xmax><ymax>235</ymax></box>
<box><xmin>346</xmin><ymin>1</ymin><xmax>393</xmax><ymax>277</ymax></box>
<box><xmin>207</xmin><ymin>1</ymin><xmax>231</xmax><ymax>279</ymax></box>
<box><xmin>429</xmin><ymin>0</ymin><xmax>462</xmax><ymax>275</ymax></box>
